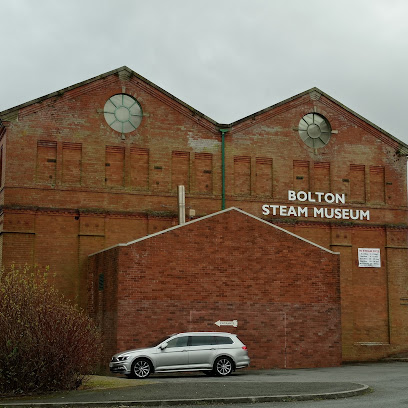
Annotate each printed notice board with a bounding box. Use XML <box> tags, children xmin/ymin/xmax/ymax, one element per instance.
<box><xmin>358</xmin><ymin>248</ymin><xmax>381</xmax><ymax>268</ymax></box>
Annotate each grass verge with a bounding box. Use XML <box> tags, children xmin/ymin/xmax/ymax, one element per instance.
<box><xmin>0</xmin><ymin>375</ymin><xmax>153</xmax><ymax>401</ymax></box>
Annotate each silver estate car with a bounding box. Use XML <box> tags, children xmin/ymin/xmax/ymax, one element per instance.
<box><xmin>110</xmin><ymin>332</ymin><xmax>250</xmax><ymax>378</ymax></box>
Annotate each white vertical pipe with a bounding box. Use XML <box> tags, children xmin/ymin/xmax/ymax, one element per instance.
<box><xmin>178</xmin><ymin>185</ymin><xmax>186</xmax><ymax>225</ymax></box>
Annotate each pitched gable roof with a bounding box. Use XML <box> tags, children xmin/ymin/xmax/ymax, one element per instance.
<box><xmin>226</xmin><ymin>87</ymin><xmax>408</xmax><ymax>154</ymax></box>
<box><xmin>1</xmin><ymin>66</ymin><xmax>407</xmax><ymax>154</ymax></box>
<box><xmin>89</xmin><ymin>207</ymin><xmax>339</xmax><ymax>257</ymax></box>
<box><xmin>0</xmin><ymin>66</ymin><xmax>216</xmax><ymax>126</ymax></box>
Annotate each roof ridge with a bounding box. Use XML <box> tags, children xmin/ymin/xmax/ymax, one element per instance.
<box><xmin>88</xmin><ymin>207</ymin><xmax>338</xmax><ymax>257</ymax></box>
<box><xmin>1</xmin><ymin>69</ymin><xmax>407</xmax><ymax>151</ymax></box>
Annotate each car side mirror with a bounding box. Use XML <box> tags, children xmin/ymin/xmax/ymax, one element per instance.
<box><xmin>159</xmin><ymin>341</ymin><xmax>168</xmax><ymax>350</ymax></box>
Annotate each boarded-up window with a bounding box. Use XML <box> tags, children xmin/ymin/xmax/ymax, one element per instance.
<box><xmin>0</xmin><ymin>146</ymin><xmax>3</xmax><ymax>187</ymax></box>
<box><xmin>130</xmin><ymin>147</ymin><xmax>149</xmax><ymax>189</ymax></box>
<box><xmin>172</xmin><ymin>151</ymin><xmax>190</xmax><ymax>191</ymax></box>
<box><xmin>370</xmin><ymin>166</ymin><xmax>385</xmax><ymax>203</ymax></box>
<box><xmin>255</xmin><ymin>157</ymin><xmax>273</xmax><ymax>197</ymax></box>
<box><xmin>37</xmin><ymin>140</ymin><xmax>57</xmax><ymax>184</ymax></box>
<box><xmin>62</xmin><ymin>142</ymin><xmax>81</xmax><ymax>184</ymax></box>
<box><xmin>234</xmin><ymin>156</ymin><xmax>251</xmax><ymax>195</ymax></box>
<box><xmin>293</xmin><ymin>160</ymin><xmax>310</xmax><ymax>192</ymax></box>
<box><xmin>105</xmin><ymin>146</ymin><xmax>125</xmax><ymax>187</ymax></box>
<box><xmin>194</xmin><ymin>153</ymin><xmax>212</xmax><ymax>194</ymax></box>
<box><xmin>350</xmin><ymin>164</ymin><xmax>365</xmax><ymax>202</ymax></box>
<box><xmin>314</xmin><ymin>162</ymin><xmax>330</xmax><ymax>193</ymax></box>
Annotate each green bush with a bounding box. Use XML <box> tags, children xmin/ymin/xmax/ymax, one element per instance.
<box><xmin>0</xmin><ymin>265</ymin><xmax>101</xmax><ymax>395</ymax></box>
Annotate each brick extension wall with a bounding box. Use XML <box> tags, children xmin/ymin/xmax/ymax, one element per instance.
<box><xmin>89</xmin><ymin>208</ymin><xmax>342</xmax><ymax>369</ymax></box>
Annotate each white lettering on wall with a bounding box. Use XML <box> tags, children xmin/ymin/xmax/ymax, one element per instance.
<box><xmin>288</xmin><ymin>190</ymin><xmax>346</xmax><ymax>204</ymax></box>
<box><xmin>262</xmin><ymin>190</ymin><xmax>370</xmax><ymax>221</ymax></box>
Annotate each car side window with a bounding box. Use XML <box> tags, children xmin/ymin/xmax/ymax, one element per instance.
<box><xmin>190</xmin><ymin>335</ymin><xmax>216</xmax><ymax>346</ymax></box>
<box><xmin>166</xmin><ymin>336</ymin><xmax>189</xmax><ymax>348</ymax></box>
<box><xmin>215</xmin><ymin>336</ymin><xmax>234</xmax><ymax>345</ymax></box>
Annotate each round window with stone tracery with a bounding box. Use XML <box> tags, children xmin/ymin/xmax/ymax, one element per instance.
<box><xmin>298</xmin><ymin>113</ymin><xmax>331</xmax><ymax>148</ymax></box>
<box><xmin>104</xmin><ymin>94</ymin><xmax>143</xmax><ymax>134</ymax></box>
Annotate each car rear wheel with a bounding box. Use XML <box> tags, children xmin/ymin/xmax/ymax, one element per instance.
<box><xmin>214</xmin><ymin>356</ymin><xmax>233</xmax><ymax>376</ymax></box>
<box><xmin>131</xmin><ymin>358</ymin><xmax>152</xmax><ymax>378</ymax></box>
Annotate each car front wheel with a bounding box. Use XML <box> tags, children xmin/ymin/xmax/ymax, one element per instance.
<box><xmin>131</xmin><ymin>358</ymin><xmax>152</xmax><ymax>378</ymax></box>
<box><xmin>214</xmin><ymin>356</ymin><xmax>233</xmax><ymax>376</ymax></box>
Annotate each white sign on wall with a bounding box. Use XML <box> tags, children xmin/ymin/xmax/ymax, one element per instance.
<box><xmin>358</xmin><ymin>248</ymin><xmax>381</xmax><ymax>268</ymax></box>
<box><xmin>215</xmin><ymin>320</ymin><xmax>238</xmax><ymax>327</ymax></box>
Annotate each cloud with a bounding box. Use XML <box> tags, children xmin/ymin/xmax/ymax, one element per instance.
<box><xmin>1</xmin><ymin>0</ymin><xmax>408</xmax><ymax>144</ymax></box>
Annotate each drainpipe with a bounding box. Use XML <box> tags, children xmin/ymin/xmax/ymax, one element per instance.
<box><xmin>219</xmin><ymin>128</ymin><xmax>229</xmax><ymax>210</ymax></box>
<box><xmin>177</xmin><ymin>185</ymin><xmax>186</xmax><ymax>225</ymax></box>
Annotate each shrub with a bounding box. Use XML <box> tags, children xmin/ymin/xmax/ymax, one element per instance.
<box><xmin>0</xmin><ymin>265</ymin><xmax>101</xmax><ymax>395</ymax></box>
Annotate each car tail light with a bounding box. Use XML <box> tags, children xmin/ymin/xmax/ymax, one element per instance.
<box><xmin>242</xmin><ymin>346</ymin><xmax>247</xmax><ymax>350</ymax></box>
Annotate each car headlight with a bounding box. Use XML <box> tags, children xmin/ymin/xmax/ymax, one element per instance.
<box><xmin>117</xmin><ymin>356</ymin><xmax>129</xmax><ymax>361</ymax></box>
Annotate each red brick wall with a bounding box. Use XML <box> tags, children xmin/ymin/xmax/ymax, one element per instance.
<box><xmin>1</xmin><ymin>70</ymin><xmax>408</xmax><ymax>363</ymax></box>
<box><xmin>88</xmin><ymin>247</ymin><xmax>119</xmax><ymax>364</ymax></box>
<box><xmin>90</xmin><ymin>209</ymin><xmax>342</xmax><ymax>369</ymax></box>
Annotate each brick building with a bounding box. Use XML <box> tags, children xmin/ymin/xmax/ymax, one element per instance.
<box><xmin>89</xmin><ymin>208</ymin><xmax>341</xmax><ymax>368</ymax></box>
<box><xmin>0</xmin><ymin>66</ymin><xmax>407</xmax><ymax>367</ymax></box>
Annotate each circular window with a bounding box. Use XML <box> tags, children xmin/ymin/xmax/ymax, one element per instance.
<box><xmin>298</xmin><ymin>113</ymin><xmax>331</xmax><ymax>148</ymax></box>
<box><xmin>104</xmin><ymin>94</ymin><xmax>143</xmax><ymax>134</ymax></box>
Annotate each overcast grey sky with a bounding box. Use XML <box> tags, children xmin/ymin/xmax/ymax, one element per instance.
<box><xmin>1</xmin><ymin>0</ymin><xmax>408</xmax><ymax>144</ymax></box>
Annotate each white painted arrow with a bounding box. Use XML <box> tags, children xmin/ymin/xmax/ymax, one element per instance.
<box><xmin>215</xmin><ymin>319</ymin><xmax>238</xmax><ymax>328</ymax></box>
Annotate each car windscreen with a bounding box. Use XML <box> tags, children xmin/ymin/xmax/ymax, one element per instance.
<box><xmin>148</xmin><ymin>336</ymin><xmax>174</xmax><ymax>347</ymax></box>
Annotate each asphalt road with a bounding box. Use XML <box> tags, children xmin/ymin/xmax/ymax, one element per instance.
<box><xmin>1</xmin><ymin>361</ymin><xmax>406</xmax><ymax>407</ymax></box>
<box><xmin>187</xmin><ymin>361</ymin><xmax>407</xmax><ymax>408</ymax></box>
